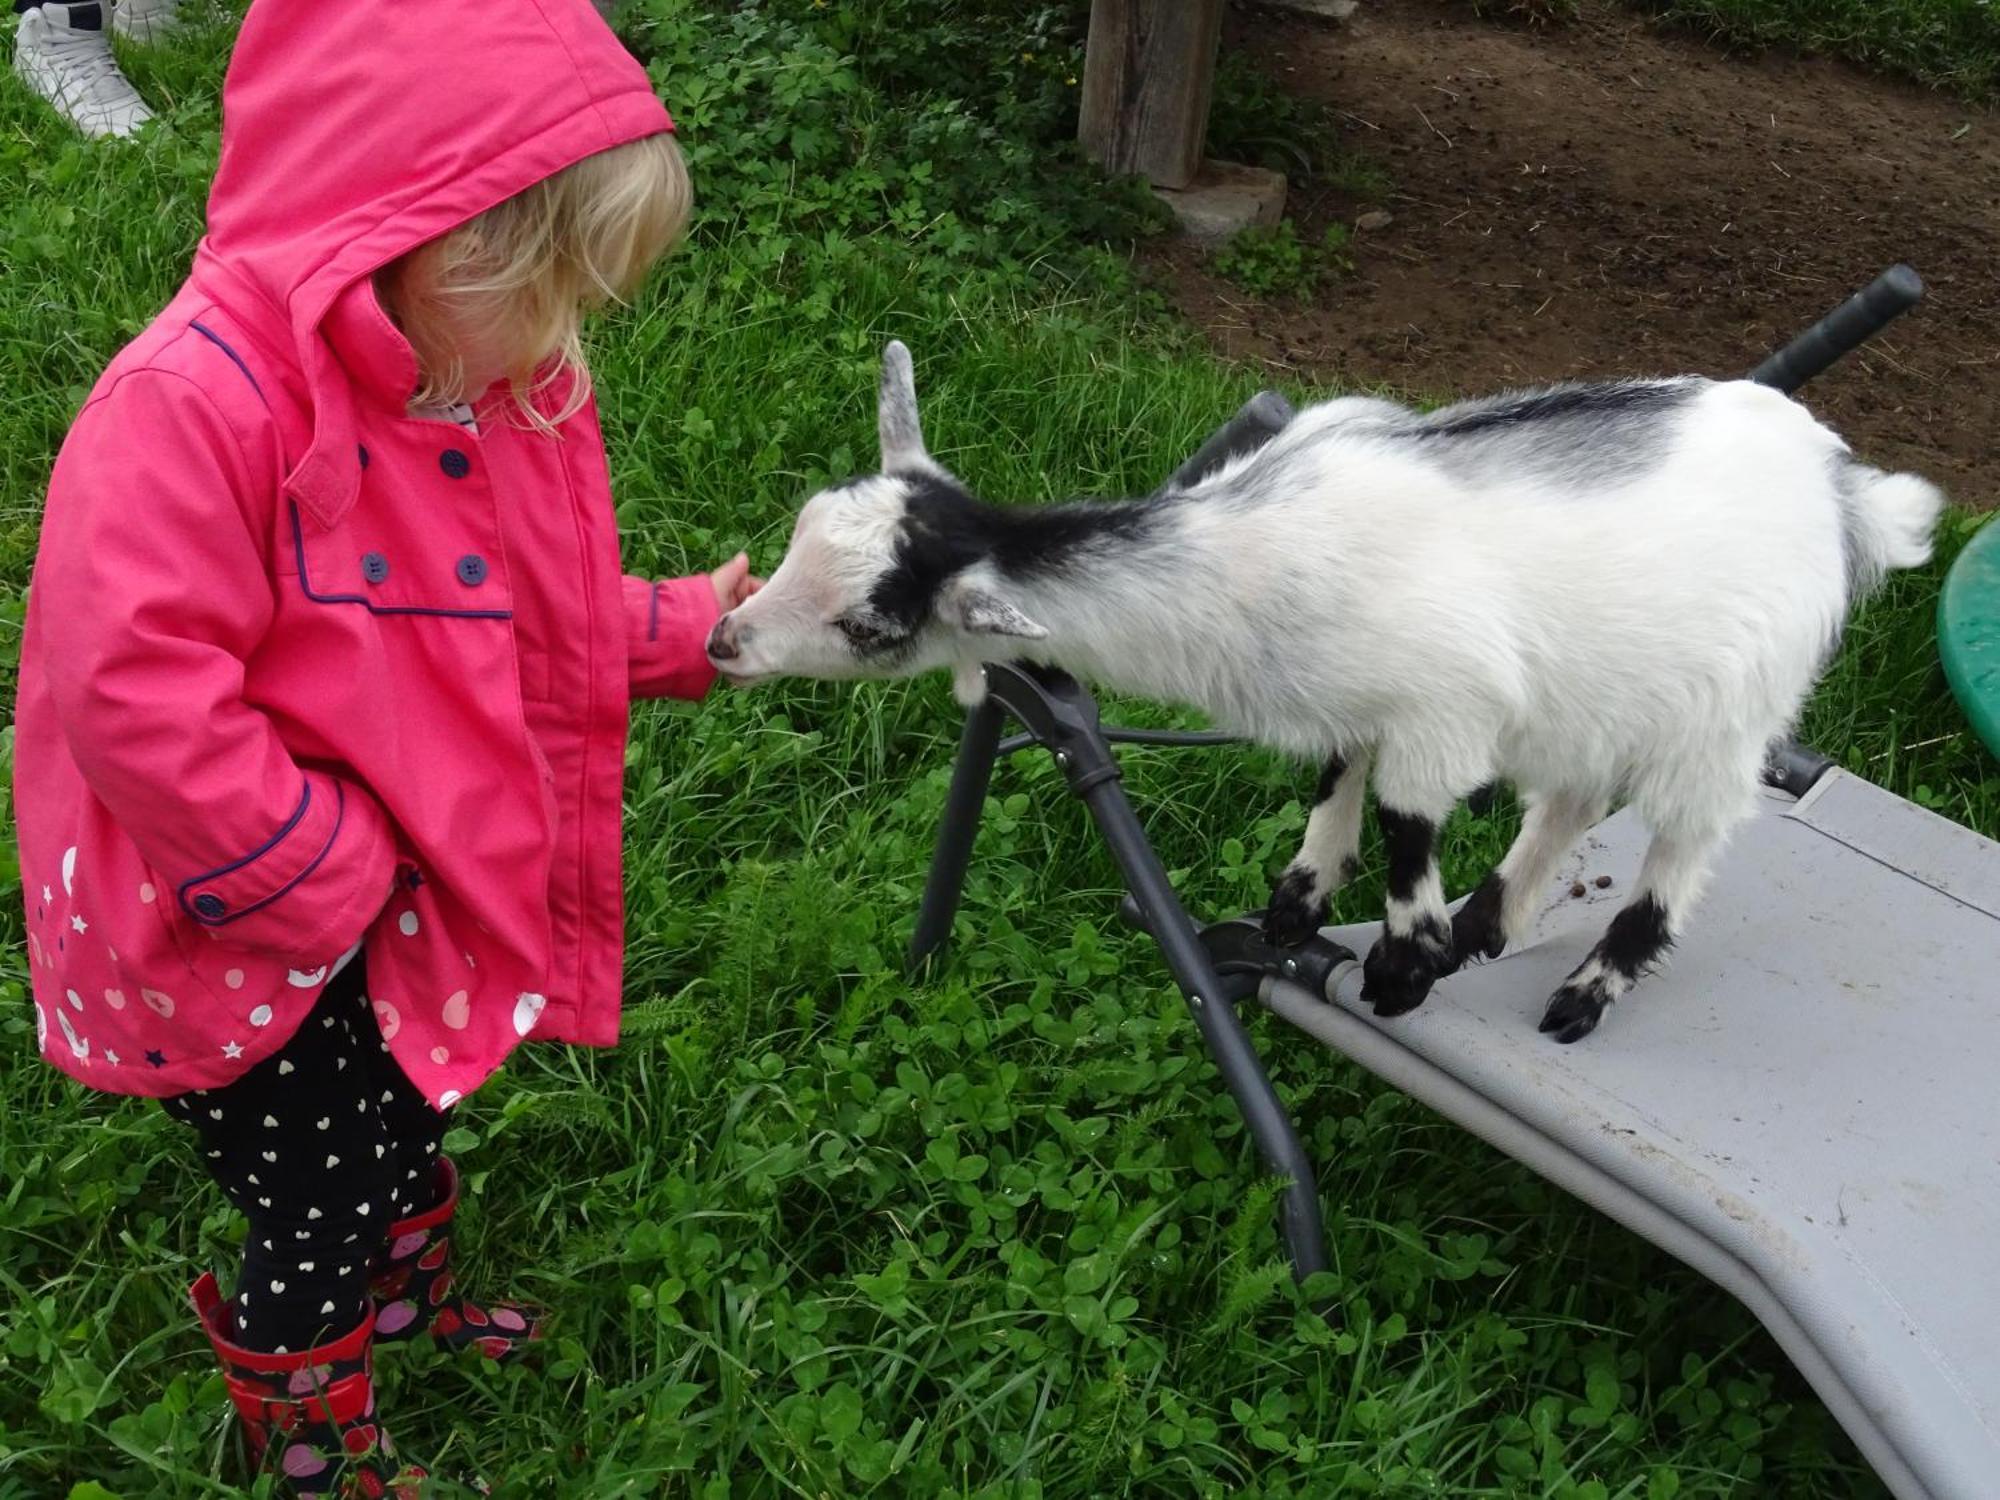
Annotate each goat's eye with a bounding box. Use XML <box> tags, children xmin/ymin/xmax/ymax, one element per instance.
<box><xmin>836</xmin><ymin>614</ymin><xmax>902</xmax><ymax>652</ymax></box>
<box><xmin>837</xmin><ymin>615</ymin><xmax>885</xmax><ymax>645</ymax></box>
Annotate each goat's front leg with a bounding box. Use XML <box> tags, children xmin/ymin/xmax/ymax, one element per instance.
<box><xmin>1360</xmin><ymin>795</ymin><xmax>1460</xmax><ymax>1016</ymax></box>
<box><xmin>1360</xmin><ymin>738</ymin><xmax>1494</xmax><ymax>1017</ymax></box>
<box><xmin>1538</xmin><ymin>826</ymin><xmax>1718</xmax><ymax>1043</ymax></box>
<box><xmin>1360</xmin><ymin>736</ymin><xmax>1490</xmax><ymax>1016</ymax></box>
<box><xmin>1264</xmin><ymin>749</ymin><xmax>1372</xmax><ymax>947</ymax></box>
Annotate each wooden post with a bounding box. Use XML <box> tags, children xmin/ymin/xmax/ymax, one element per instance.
<box><xmin>1077</xmin><ymin>0</ymin><xmax>1226</xmax><ymax>192</ymax></box>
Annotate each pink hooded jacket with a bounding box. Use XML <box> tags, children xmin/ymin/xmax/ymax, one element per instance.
<box><xmin>12</xmin><ymin>0</ymin><xmax>716</xmax><ymax>1108</ymax></box>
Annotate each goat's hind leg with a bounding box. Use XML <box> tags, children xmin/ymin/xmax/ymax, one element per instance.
<box><xmin>1264</xmin><ymin>749</ymin><xmax>1371</xmax><ymax>947</ymax></box>
<box><xmin>1538</xmin><ymin>825</ymin><xmax>1720</xmax><ymax>1043</ymax></box>
<box><xmin>1452</xmin><ymin>790</ymin><xmax>1605</xmax><ymax>964</ymax></box>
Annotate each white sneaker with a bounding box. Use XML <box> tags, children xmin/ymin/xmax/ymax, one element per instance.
<box><xmin>112</xmin><ymin>0</ymin><xmax>179</xmax><ymax>45</ymax></box>
<box><xmin>13</xmin><ymin>3</ymin><xmax>154</xmax><ymax>139</ymax></box>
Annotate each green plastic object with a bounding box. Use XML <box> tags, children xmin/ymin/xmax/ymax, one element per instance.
<box><xmin>1939</xmin><ymin>517</ymin><xmax>2000</xmax><ymax>760</ymax></box>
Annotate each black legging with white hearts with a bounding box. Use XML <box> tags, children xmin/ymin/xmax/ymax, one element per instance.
<box><xmin>160</xmin><ymin>958</ymin><xmax>450</xmax><ymax>1353</ymax></box>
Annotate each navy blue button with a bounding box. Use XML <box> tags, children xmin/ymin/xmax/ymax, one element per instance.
<box><xmin>192</xmin><ymin>893</ymin><xmax>227</xmax><ymax>921</ymax></box>
<box><xmin>358</xmin><ymin>443</ymin><xmax>371</xmax><ymax>470</ymax></box>
<box><xmin>456</xmin><ymin>554</ymin><xmax>488</xmax><ymax>587</ymax></box>
<box><xmin>362</xmin><ymin>551</ymin><xmax>390</xmax><ymax>584</ymax></box>
<box><xmin>440</xmin><ymin>448</ymin><xmax>471</xmax><ymax>480</ymax></box>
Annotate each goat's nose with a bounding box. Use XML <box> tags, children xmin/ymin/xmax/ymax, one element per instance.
<box><xmin>706</xmin><ymin>616</ymin><xmax>740</xmax><ymax>662</ymax></box>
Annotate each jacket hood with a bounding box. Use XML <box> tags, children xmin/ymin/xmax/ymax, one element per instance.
<box><xmin>195</xmin><ymin>0</ymin><xmax>673</xmax><ymax>524</ymax></box>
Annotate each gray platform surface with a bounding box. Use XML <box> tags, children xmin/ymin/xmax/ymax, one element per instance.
<box><xmin>1265</xmin><ymin>770</ymin><xmax>2000</xmax><ymax>1500</ymax></box>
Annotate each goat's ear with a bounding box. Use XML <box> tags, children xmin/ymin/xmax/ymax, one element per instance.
<box><xmin>942</xmin><ymin>577</ymin><xmax>1047</xmax><ymax>640</ymax></box>
<box><xmin>878</xmin><ymin>340</ymin><xmax>942</xmax><ymax>477</ymax></box>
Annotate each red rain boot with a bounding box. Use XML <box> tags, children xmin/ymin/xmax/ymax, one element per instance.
<box><xmin>192</xmin><ymin>1273</ymin><xmax>425</xmax><ymax>1498</ymax></box>
<box><xmin>371</xmin><ymin>1158</ymin><xmax>544</xmax><ymax>1362</ymax></box>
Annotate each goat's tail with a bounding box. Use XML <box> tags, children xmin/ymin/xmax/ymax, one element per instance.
<box><xmin>1837</xmin><ymin>462</ymin><xmax>1945</xmax><ymax>597</ymax></box>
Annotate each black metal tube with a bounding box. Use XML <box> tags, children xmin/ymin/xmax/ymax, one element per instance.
<box><xmin>997</xmin><ymin>726</ymin><xmax>1242</xmax><ymax>756</ymax></box>
<box><xmin>1078</xmin><ymin>775</ymin><xmax>1331</xmax><ymax>1279</ymax></box>
<box><xmin>1746</xmin><ymin>264</ymin><xmax>1926</xmax><ymax>798</ymax></box>
<box><xmin>1748</xmin><ymin>264</ymin><xmax>1924</xmax><ymax>395</ymax></box>
<box><xmin>908</xmin><ymin>693</ymin><xmax>1007</xmax><ymax>972</ymax></box>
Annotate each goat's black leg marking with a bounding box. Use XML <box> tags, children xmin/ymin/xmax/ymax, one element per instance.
<box><xmin>1313</xmin><ymin>754</ymin><xmax>1345</xmax><ymax>804</ymax></box>
<box><xmin>1451</xmin><ymin>872</ymin><xmax>1508</xmax><ymax>964</ymax></box>
<box><xmin>1264</xmin><ymin>862</ymin><xmax>1350</xmax><ymax>948</ymax></box>
<box><xmin>1536</xmin><ymin>815</ymin><xmax>1727</xmax><ymax>1043</ymax></box>
<box><xmin>1361</xmin><ymin>804</ymin><xmax>1457</xmax><ymax>1017</ymax></box>
<box><xmin>1539</xmin><ymin>893</ymin><xmax>1674</xmax><ymax>1043</ymax></box>
<box><xmin>1459</xmin><ymin>791</ymin><xmax>1605</xmax><ymax>972</ymax></box>
<box><xmin>1264</xmin><ymin>751</ymin><xmax>1365</xmax><ymax>947</ymax></box>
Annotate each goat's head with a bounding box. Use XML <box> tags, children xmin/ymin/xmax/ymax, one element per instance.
<box><xmin>706</xmin><ymin>341</ymin><xmax>1046</xmax><ymax>685</ymax></box>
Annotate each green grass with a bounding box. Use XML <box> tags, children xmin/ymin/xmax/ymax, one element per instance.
<box><xmin>1211</xmin><ymin>221</ymin><xmax>1356</xmax><ymax>302</ymax></box>
<box><xmin>1467</xmin><ymin>0</ymin><xmax>2000</xmax><ymax>104</ymax></box>
<box><xmin>1632</xmin><ymin>0</ymin><xmax>2000</xmax><ymax>102</ymax></box>
<box><xmin>2</xmin><ymin>2</ymin><xmax>1996</xmax><ymax>1498</ymax></box>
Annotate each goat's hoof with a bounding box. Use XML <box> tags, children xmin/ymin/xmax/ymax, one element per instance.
<box><xmin>1450</xmin><ymin>874</ymin><xmax>1508</xmax><ymax>966</ymax></box>
<box><xmin>1261</xmin><ymin>869</ymin><xmax>1329</xmax><ymax>949</ymax></box>
<box><xmin>1362</xmin><ymin>922</ymin><xmax>1454</xmax><ymax>1017</ymax></box>
<box><xmin>1538</xmin><ymin>982</ymin><xmax>1607</xmax><ymax>1044</ymax></box>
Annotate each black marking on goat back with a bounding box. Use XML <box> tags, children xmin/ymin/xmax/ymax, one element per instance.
<box><xmin>1376</xmin><ymin>805</ymin><xmax>1439</xmax><ymax>904</ymax></box>
<box><xmin>1598</xmin><ymin>893</ymin><xmax>1673</xmax><ymax>978</ymax></box>
<box><xmin>865</xmin><ymin>473</ymin><xmax>1162</xmax><ymax>633</ymax></box>
<box><xmin>1313</xmin><ymin>753</ymin><xmax>1349</xmax><ymax>804</ymax></box>
<box><xmin>1408</xmin><ymin>381</ymin><xmax>1693</xmax><ymax>441</ymax></box>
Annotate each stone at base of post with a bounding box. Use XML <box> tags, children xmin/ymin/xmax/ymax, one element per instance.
<box><xmin>1155</xmin><ymin>160</ymin><xmax>1289</xmax><ymax>246</ymax></box>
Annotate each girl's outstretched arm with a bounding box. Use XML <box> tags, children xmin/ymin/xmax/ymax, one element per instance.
<box><xmin>624</xmin><ymin>552</ymin><xmax>757</xmax><ymax>700</ymax></box>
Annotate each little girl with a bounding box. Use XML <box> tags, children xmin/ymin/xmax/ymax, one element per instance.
<box><xmin>11</xmin><ymin>0</ymin><xmax>749</xmax><ymax>1491</ymax></box>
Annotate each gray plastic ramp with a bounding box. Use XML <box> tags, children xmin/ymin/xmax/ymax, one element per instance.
<box><xmin>1265</xmin><ymin>770</ymin><xmax>2000</xmax><ymax>1500</ymax></box>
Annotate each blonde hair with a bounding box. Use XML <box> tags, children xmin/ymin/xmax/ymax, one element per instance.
<box><xmin>379</xmin><ymin>131</ymin><xmax>691</xmax><ymax>426</ymax></box>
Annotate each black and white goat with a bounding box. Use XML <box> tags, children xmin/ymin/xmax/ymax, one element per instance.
<box><xmin>708</xmin><ymin>343</ymin><xmax>1943</xmax><ymax>1040</ymax></box>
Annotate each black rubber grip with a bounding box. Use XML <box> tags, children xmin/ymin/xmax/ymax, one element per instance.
<box><xmin>1164</xmin><ymin>390</ymin><xmax>1297</xmax><ymax>491</ymax></box>
<box><xmin>1747</xmin><ymin>263</ymin><xmax>1924</xmax><ymax>395</ymax></box>
<box><xmin>1763</xmin><ymin>740</ymin><xmax>1837</xmax><ymax>798</ymax></box>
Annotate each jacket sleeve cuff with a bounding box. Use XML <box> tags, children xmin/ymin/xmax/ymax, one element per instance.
<box><xmin>626</xmin><ymin>573</ymin><xmax>722</xmax><ymax>701</ymax></box>
<box><xmin>177</xmin><ymin>772</ymin><xmax>396</xmax><ymax>958</ymax></box>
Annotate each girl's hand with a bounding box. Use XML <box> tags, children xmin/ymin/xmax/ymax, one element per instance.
<box><xmin>709</xmin><ymin>552</ymin><xmax>764</xmax><ymax>611</ymax></box>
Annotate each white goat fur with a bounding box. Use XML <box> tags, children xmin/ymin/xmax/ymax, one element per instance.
<box><xmin>714</xmin><ymin>344</ymin><xmax>1944</xmax><ymax>1038</ymax></box>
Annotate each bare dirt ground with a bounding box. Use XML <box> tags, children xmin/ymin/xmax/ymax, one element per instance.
<box><xmin>1156</xmin><ymin>0</ymin><xmax>1999</xmax><ymax>506</ymax></box>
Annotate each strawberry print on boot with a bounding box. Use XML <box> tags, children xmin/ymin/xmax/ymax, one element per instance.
<box><xmin>192</xmin><ymin>1273</ymin><xmax>425</xmax><ymax>1498</ymax></box>
<box><xmin>371</xmin><ymin>1158</ymin><xmax>543</xmax><ymax>1361</ymax></box>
